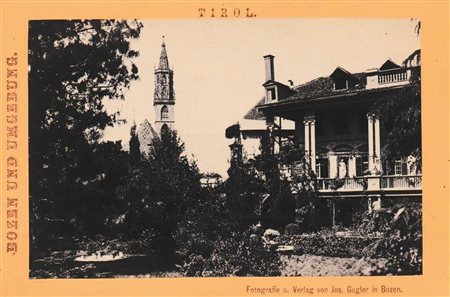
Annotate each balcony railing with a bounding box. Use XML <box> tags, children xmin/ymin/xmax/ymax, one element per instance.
<box><xmin>316</xmin><ymin>175</ymin><xmax>422</xmax><ymax>192</ymax></box>
<box><xmin>381</xmin><ymin>175</ymin><xmax>422</xmax><ymax>189</ymax></box>
<box><xmin>378</xmin><ymin>71</ymin><xmax>408</xmax><ymax>84</ymax></box>
<box><xmin>317</xmin><ymin>177</ymin><xmax>365</xmax><ymax>192</ymax></box>
<box><xmin>367</xmin><ymin>68</ymin><xmax>411</xmax><ymax>89</ymax></box>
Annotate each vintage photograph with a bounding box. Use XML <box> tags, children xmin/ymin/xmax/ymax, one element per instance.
<box><xmin>29</xmin><ymin>19</ymin><xmax>422</xmax><ymax>278</ymax></box>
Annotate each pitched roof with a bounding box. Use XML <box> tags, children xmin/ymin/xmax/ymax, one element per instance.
<box><xmin>137</xmin><ymin>119</ymin><xmax>159</xmax><ymax>154</ymax></box>
<box><xmin>330</xmin><ymin>66</ymin><xmax>353</xmax><ymax>78</ymax></box>
<box><xmin>251</xmin><ymin>50</ymin><xmax>420</xmax><ymax>115</ymax></box>
<box><xmin>158</xmin><ymin>39</ymin><xmax>170</xmax><ymax>70</ymax></box>
<box><xmin>281</xmin><ymin>72</ymin><xmax>367</xmax><ymax>102</ymax></box>
<box><xmin>243</xmin><ymin>97</ymin><xmax>266</xmax><ymax>120</ymax></box>
<box><xmin>380</xmin><ymin>59</ymin><xmax>401</xmax><ymax>70</ymax></box>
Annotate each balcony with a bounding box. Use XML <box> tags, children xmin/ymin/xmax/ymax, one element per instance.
<box><xmin>378</xmin><ymin>71</ymin><xmax>408</xmax><ymax>84</ymax></box>
<box><xmin>366</xmin><ymin>68</ymin><xmax>411</xmax><ymax>89</ymax></box>
<box><xmin>317</xmin><ymin>177</ymin><xmax>365</xmax><ymax>192</ymax></box>
<box><xmin>380</xmin><ymin>175</ymin><xmax>422</xmax><ymax>190</ymax></box>
<box><xmin>315</xmin><ymin>175</ymin><xmax>422</xmax><ymax>197</ymax></box>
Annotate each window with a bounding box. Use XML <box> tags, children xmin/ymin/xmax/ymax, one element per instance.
<box><xmin>334</xmin><ymin>78</ymin><xmax>348</xmax><ymax>90</ymax></box>
<box><xmin>316</xmin><ymin>163</ymin><xmax>321</xmax><ymax>178</ymax></box>
<box><xmin>356</xmin><ymin>157</ymin><xmax>363</xmax><ymax>176</ymax></box>
<box><xmin>268</xmin><ymin>88</ymin><xmax>277</xmax><ymax>101</ymax></box>
<box><xmin>316</xmin><ymin>158</ymin><xmax>329</xmax><ymax>178</ymax></box>
<box><xmin>161</xmin><ymin>123</ymin><xmax>169</xmax><ymax>134</ymax></box>
<box><xmin>161</xmin><ymin>105</ymin><xmax>169</xmax><ymax>120</ymax></box>
<box><xmin>394</xmin><ymin>160</ymin><xmax>402</xmax><ymax>175</ymax></box>
<box><xmin>363</xmin><ymin>161</ymin><xmax>369</xmax><ymax>175</ymax></box>
<box><xmin>356</xmin><ymin>157</ymin><xmax>369</xmax><ymax>176</ymax></box>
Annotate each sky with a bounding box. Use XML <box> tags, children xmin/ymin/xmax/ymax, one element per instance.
<box><xmin>103</xmin><ymin>19</ymin><xmax>420</xmax><ymax>177</ymax></box>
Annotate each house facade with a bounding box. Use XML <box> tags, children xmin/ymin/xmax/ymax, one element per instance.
<box><xmin>229</xmin><ymin>50</ymin><xmax>422</xmax><ymax>214</ymax></box>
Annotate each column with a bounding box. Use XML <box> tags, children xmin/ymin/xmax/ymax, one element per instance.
<box><xmin>348</xmin><ymin>156</ymin><xmax>356</xmax><ymax>177</ymax></box>
<box><xmin>329</xmin><ymin>155</ymin><xmax>338</xmax><ymax>178</ymax></box>
<box><xmin>266</xmin><ymin>116</ymin><xmax>275</xmax><ymax>154</ymax></box>
<box><xmin>273</xmin><ymin>116</ymin><xmax>280</xmax><ymax>154</ymax></box>
<box><xmin>310</xmin><ymin>117</ymin><xmax>316</xmax><ymax>172</ymax></box>
<box><xmin>374</xmin><ymin>116</ymin><xmax>381</xmax><ymax>173</ymax></box>
<box><xmin>304</xmin><ymin>118</ymin><xmax>310</xmax><ymax>159</ymax></box>
<box><xmin>303</xmin><ymin>114</ymin><xmax>316</xmax><ymax>173</ymax></box>
<box><xmin>367</xmin><ymin>114</ymin><xmax>374</xmax><ymax>174</ymax></box>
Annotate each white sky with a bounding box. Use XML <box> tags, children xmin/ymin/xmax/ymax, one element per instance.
<box><xmin>103</xmin><ymin>19</ymin><xmax>420</xmax><ymax>177</ymax></box>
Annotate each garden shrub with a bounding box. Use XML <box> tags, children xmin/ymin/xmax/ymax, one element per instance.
<box><xmin>263</xmin><ymin>180</ymin><xmax>296</xmax><ymax>230</ymax></box>
<box><xmin>183</xmin><ymin>254</ymin><xmax>209</xmax><ymax>277</ymax></box>
<box><xmin>280</xmin><ymin>230</ymin><xmax>378</xmax><ymax>258</ymax></box>
<box><xmin>183</xmin><ymin>230</ymin><xmax>281</xmax><ymax>277</ymax></box>
<box><xmin>353</xmin><ymin>208</ymin><xmax>392</xmax><ymax>235</ymax></box>
<box><xmin>284</xmin><ymin>223</ymin><xmax>301</xmax><ymax>235</ymax></box>
<box><xmin>368</xmin><ymin>202</ymin><xmax>422</xmax><ymax>275</ymax></box>
<box><xmin>280</xmin><ymin>202</ymin><xmax>422</xmax><ymax>275</ymax></box>
<box><xmin>295</xmin><ymin>198</ymin><xmax>331</xmax><ymax>232</ymax></box>
<box><xmin>174</xmin><ymin>226</ymin><xmax>214</xmax><ymax>261</ymax></box>
<box><xmin>77</xmin><ymin>228</ymin><xmax>159</xmax><ymax>255</ymax></box>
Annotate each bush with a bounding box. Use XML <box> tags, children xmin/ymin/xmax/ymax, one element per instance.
<box><xmin>183</xmin><ymin>254</ymin><xmax>209</xmax><ymax>277</ymax></box>
<box><xmin>174</xmin><ymin>189</ymin><xmax>236</xmax><ymax>263</ymax></box>
<box><xmin>77</xmin><ymin>228</ymin><xmax>158</xmax><ymax>255</ymax></box>
<box><xmin>285</xmin><ymin>223</ymin><xmax>301</xmax><ymax>235</ymax></box>
<box><xmin>368</xmin><ymin>202</ymin><xmax>422</xmax><ymax>275</ymax></box>
<box><xmin>183</xmin><ymin>230</ymin><xmax>281</xmax><ymax>277</ymax></box>
<box><xmin>263</xmin><ymin>180</ymin><xmax>296</xmax><ymax>229</ymax></box>
<box><xmin>174</xmin><ymin>227</ymin><xmax>214</xmax><ymax>261</ymax></box>
<box><xmin>280</xmin><ymin>230</ymin><xmax>378</xmax><ymax>258</ymax></box>
<box><xmin>353</xmin><ymin>208</ymin><xmax>392</xmax><ymax>236</ymax></box>
<box><xmin>295</xmin><ymin>199</ymin><xmax>331</xmax><ymax>232</ymax></box>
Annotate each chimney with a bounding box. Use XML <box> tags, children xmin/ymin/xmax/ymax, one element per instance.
<box><xmin>264</xmin><ymin>55</ymin><xmax>275</xmax><ymax>82</ymax></box>
<box><xmin>288</xmin><ymin>80</ymin><xmax>294</xmax><ymax>87</ymax></box>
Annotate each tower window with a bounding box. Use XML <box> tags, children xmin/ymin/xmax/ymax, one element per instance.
<box><xmin>161</xmin><ymin>123</ymin><xmax>169</xmax><ymax>133</ymax></box>
<box><xmin>161</xmin><ymin>105</ymin><xmax>169</xmax><ymax>120</ymax></box>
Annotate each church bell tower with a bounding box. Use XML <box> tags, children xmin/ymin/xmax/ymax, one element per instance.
<box><xmin>154</xmin><ymin>37</ymin><xmax>175</xmax><ymax>132</ymax></box>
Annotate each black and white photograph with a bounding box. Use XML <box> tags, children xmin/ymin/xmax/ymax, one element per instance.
<box><xmin>29</xmin><ymin>19</ymin><xmax>422</xmax><ymax>278</ymax></box>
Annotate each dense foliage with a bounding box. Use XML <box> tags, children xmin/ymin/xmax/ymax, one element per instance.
<box><xmin>279</xmin><ymin>202</ymin><xmax>422</xmax><ymax>276</ymax></box>
<box><xmin>363</xmin><ymin>202</ymin><xmax>422</xmax><ymax>275</ymax></box>
<box><xmin>112</xmin><ymin>128</ymin><xmax>203</xmax><ymax>260</ymax></box>
<box><xmin>279</xmin><ymin>230</ymin><xmax>379</xmax><ymax>258</ymax></box>
<box><xmin>370</xmin><ymin>63</ymin><xmax>421</xmax><ymax>169</ymax></box>
<box><xmin>224</xmin><ymin>159</ymin><xmax>265</xmax><ymax>229</ymax></box>
<box><xmin>183</xmin><ymin>230</ymin><xmax>281</xmax><ymax>277</ymax></box>
<box><xmin>29</xmin><ymin>20</ymin><xmax>143</xmax><ymax>258</ymax></box>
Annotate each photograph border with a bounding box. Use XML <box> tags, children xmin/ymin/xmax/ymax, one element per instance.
<box><xmin>1</xmin><ymin>1</ymin><xmax>449</xmax><ymax>296</ymax></box>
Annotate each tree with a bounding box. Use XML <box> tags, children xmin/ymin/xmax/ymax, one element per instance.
<box><xmin>129</xmin><ymin>124</ymin><xmax>141</xmax><ymax>162</ymax></box>
<box><xmin>370</xmin><ymin>22</ymin><xmax>421</xmax><ymax>171</ymax></box>
<box><xmin>225</xmin><ymin>156</ymin><xmax>265</xmax><ymax>229</ymax></box>
<box><xmin>29</xmin><ymin>20</ymin><xmax>143</xmax><ymax>256</ymax></box>
<box><xmin>370</xmin><ymin>61</ymin><xmax>421</xmax><ymax>170</ymax></box>
<box><xmin>255</xmin><ymin>129</ymin><xmax>281</xmax><ymax>195</ymax></box>
<box><xmin>113</xmin><ymin>128</ymin><xmax>203</xmax><ymax>261</ymax></box>
<box><xmin>147</xmin><ymin>127</ymin><xmax>202</xmax><ymax>231</ymax></box>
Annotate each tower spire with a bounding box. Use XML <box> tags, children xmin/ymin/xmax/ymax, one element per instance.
<box><xmin>154</xmin><ymin>36</ymin><xmax>175</xmax><ymax>133</ymax></box>
<box><xmin>158</xmin><ymin>36</ymin><xmax>169</xmax><ymax>70</ymax></box>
